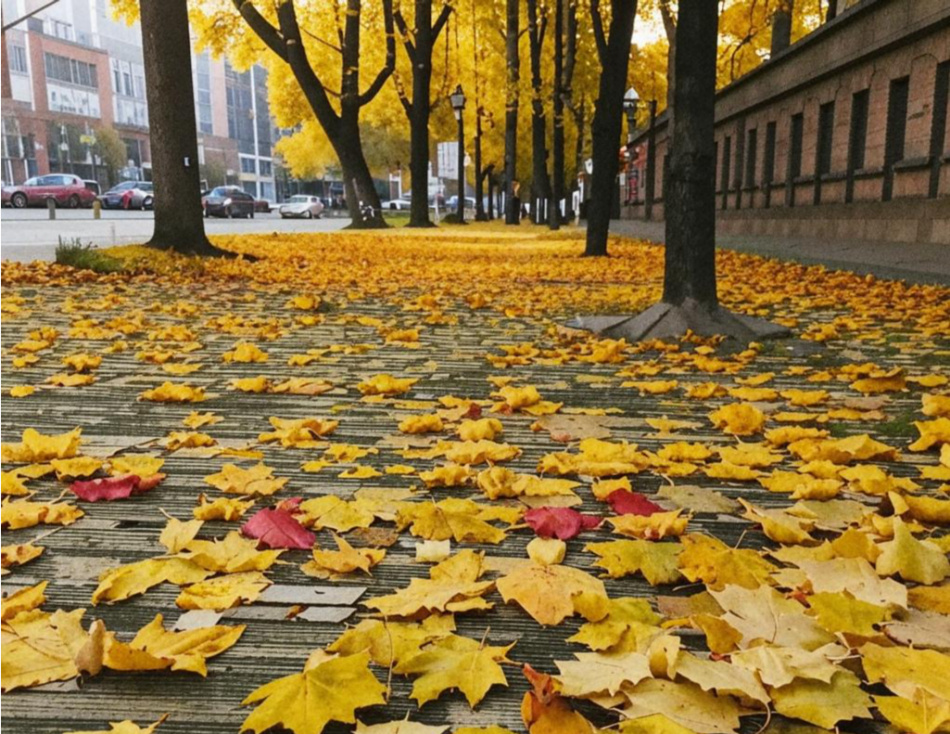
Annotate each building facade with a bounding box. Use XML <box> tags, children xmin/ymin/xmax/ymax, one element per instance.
<box><xmin>624</xmin><ymin>0</ymin><xmax>950</xmax><ymax>245</ymax></box>
<box><xmin>1</xmin><ymin>0</ymin><xmax>279</xmax><ymax>199</ymax></box>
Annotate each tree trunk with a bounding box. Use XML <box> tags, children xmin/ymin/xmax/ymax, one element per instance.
<box><xmin>662</xmin><ymin>0</ymin><xmax>717</xmax><ymax>307</ymax></box>
<box><xmin>584</xmin><ymin>0</ymin><xmax>637</xmax><ymax>257</ymax></box>
<box><xmin>408</xmin><ymin>67</ymin><xmax>434</xmax><ymax>227</ymax></box>
<box><xmin>336</xmin><ymin>109</ymin><xmax>387</xmax><ymax>228</ymax></box>
<box><xmin>550</xmin><ymin>0</ymin><xmax>565</xmax><ymax>230</ymax></box>
<box><xmin>770</xmin><ymin>0</ymin><xmax>793</xmax><ymax>56</ymax></box>
<box><xmin>140</xmin><ymin>0</ymin><xmax>219</xmax><ymax>255</ymax></box>
<box><xmin>503</xmin><ymin>0</ymin><xmax>520</xmax><ymax>225</ymax></box>
<box><xmin>400</xmin><ymin>0</ymin><xmax>447</xmax><ymax>228</ymax></box>
<box><xmin>527</xmin><ymin>0</ymin><xmax>551</xmax><ymax>225</ymax></box>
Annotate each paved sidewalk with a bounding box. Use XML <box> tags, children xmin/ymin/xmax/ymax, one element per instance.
<box><xmin>608</xmin><ymin>219</ymin><xmax>950</xmax><ymax>285</ymax></box>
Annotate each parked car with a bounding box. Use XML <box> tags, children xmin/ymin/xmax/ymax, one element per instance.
<box><xmin>381</xmin><ymin>196</ymin><xmax>412</xmax><ymax>211</ymax></box>
<box><xmin>203</xmin><ymin>186</ymin><xmax>256</xmax><ymax>218</ymax></box>
<box><xmin>83</xmin><ymin>180</ymin><xmax>101</xmax><ymax>197</ymax></box>
<box><xmin>100</xmin><ymin>181</ymin><xmax>154</xmax><ymax>210</ymax></box>
<box><xmin>254</xmin><ymin>197</ymin><xmax>275</xmax><ymax>213</ymax></box>
<box><xmin>446</xmin><ymin>195</ymin><xmax>477</xmax><ymax>213</ymax></box>
<box><xmin>279</xmin><ymin>195</ymin><xmax>325</xmax><ymax>219</ymax></box>
<box><xmin>2</xmin><ymin>174</ymin><xmax>98</xmax><ymax>209</ymax></box>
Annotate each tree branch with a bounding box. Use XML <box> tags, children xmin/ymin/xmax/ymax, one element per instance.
<box><xmin>232</xmin><ymin>0</ymin><xmax>288</xmax><ymax>62</ymax></box>
<box><xmin>276</xmin><ymin>0</ymin><xmax>340</xmax><ymax>132</ymax></box>
<box><xmin>432</xmin><ymin>2</ymin><xmax>453</xmax><ymax>39</ymax></box>
<box><xmin>590</xmin><ymin>0</ymin><xmax>608</xmax><ymax>63</ymax></box>
<box><xmin>358</xmin><ymin>0</ymin><xmax>396</xmax><ymax>106</ymax></box>
<box><xmin>393</xmin><ymin>8</ymin><xmax>418</xmax><ymax>64</ymax></box>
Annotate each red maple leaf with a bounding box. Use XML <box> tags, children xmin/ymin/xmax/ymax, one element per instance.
<box><xmin>242</xmin><ymin>507</ymin><xmax>315</xmax><ymax>549</ymax></box>
<box><xmin>70</xmin><ymin>475</ymin><xmax>146</xmax><ymax>502</ymax></box>
<box><xmin>524</xmin><ymin>506</ymin><xmax>602</xmax><ymax>540</ymax></box>
<box><xmin>606</xmin><ymin>489</ymin><xmax>662</xmax><ymax>516</ymax></box>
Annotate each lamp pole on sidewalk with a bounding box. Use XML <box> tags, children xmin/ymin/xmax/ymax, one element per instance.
<box><xmin>450</xmin><ymin>85</ymin><xmax>467</xmax><ymax>224</ymax></box>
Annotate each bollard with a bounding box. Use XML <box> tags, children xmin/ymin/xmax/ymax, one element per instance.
<box><xmin>93</xmin><ymin>199</ymin><xmax>101</xmax><ymax>220</ymax></box>
<box><xmin>47</xmin><ymin>197</ymin><xmax>56</xmax><ymax>220</ymax></box>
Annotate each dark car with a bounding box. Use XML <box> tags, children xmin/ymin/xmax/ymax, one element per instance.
<box><xmin>203</xmin><ymin>186</ymin><xmax>255</xmax><ymax>218</ymax></box>
<box><xmin>100</xmin><ymin>181</ymin><xmax>154</xmax><ymax>210</ymax></box>
<box><xmin>2</xmin><ymin>174</ymin><xmax>98</xmax><ymax>209</ymax></box>
<box><xmin>254</xmin><ymin>197</ymin><xmax>274</xmax><ymax>213</ymax></box>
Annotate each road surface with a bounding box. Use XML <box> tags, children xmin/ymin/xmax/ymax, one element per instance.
<box><xmin>0</xmin><ymin>208</ymin><xmax>350</xmax><ymax>262</ymax></box>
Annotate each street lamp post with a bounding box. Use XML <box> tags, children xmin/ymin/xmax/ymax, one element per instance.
<box><xmin>450</xmin><ymin>84</ymin><xmax>466</xmax><ymax>224</ymax></box>
<box><xmin>622</xmin><ymin>87</ymin><xmax>640</xmax><ymax>145</ymax></box>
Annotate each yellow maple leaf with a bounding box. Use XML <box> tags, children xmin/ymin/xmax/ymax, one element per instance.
<box><xmin>1</xmin><ymin>498</ymin><xmax>84</xmax><ymax>530</ymax></box>
<box><xmin>176</xmin><ymin>571</ymin><xmax>271</xmax><ymax>610</ymax></box>
<box><xmin>230</xmin><ymin>376</ymin><xmax>271</xmax><ymax>393</ymax></box>
<box><xmin>93</xmin><ymin>558</ymin><xmax>212</xmax><ymax>605</ymax></box>
<box><xmin>259</xmin><ymin>416</ymin><xmax>338</xmax><ymax>447</ymax></box>
<box><xmin>204</xmin><ymin>463</ymin><xmax>287</xmax><ymax>496</ymax></box>
<box><xmin>182</xmin><ymin>411</ymin><xmax>223</xmax><ymax>429</ymax></box>
<box><xmin>496</xmin><ymin>561</ymin><xmax>606</xmax><ymax>626</ymax></box>
<box><xmin>1</xmin><ymin>427</ymin><xmax>82</xmax><ymax>463</ymax></box>
<box><xmin>193</xmin><ymin>493</ymin><xmax>255</xmax><ymax>521</ymax></box>
<box><xmin>875</xmin><ymin>517</ymin><xmax>950</xmax><ymax>585</ymax></box>
<box><xmin>140</xmin><ymin>382</ymin><xmax>206</xmax><ymax>403</ymax></box>
<box><xmin>240</xmin><ymin>652</ymin><xmax>386</xmax><ymax>734</ymax></box>
<box><xmin>708</xmin><ymin>403</ymin><xmax>767</xmax><ymax>436</ymax></box>
<box><xmin>395</xmin><ymin>634</ymin><xmax>514</xmax><ymax>707</ymax></box>
<box><xmin>222</xmin><ymin>341</ymin><xmax>269</xmax><ymax>363</ymax></box>
<box><xmin>63</xmin><ymin>715</ymin><xmax>169</xmax><ymax>734</ymax></box>
<box><xmin>457</xmin><ymin>418</ymin><xmax>504</xmax><ymax>441</ymax></box>
<box><xmin>298</xmin><ymin>495</ymin><xmax>375</xmax><ymax>532</ymax></box>
<box><xmin>398</xmin><ymin>414</ymin><xmax>444</xmax><ymax>434</ymax></box>
<box><xmin>357</xmin><ymin>373</ymin><xmax>418</xmax><ymax>395</ymax></box>
<box><xmin>1</xmin><ymin>543</ymin><xmax>45</xmax><ymax>570</ymax></box>
<box><xmin>608</xmin><ymin>510</ymin><xmax>689</xmax><ymax>540</ymax></box>
<box><xmin>586</xmin><ymin>539</ymin><xmax>683</xmax><ymax>585</ymax></box>
<box><xmin>302</xmin><ymin>534</ymin><xmax>386</xmax><ymax>578</ymax></box>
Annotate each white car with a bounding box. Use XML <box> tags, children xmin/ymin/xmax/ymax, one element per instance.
<box><xmin>279</xmin><ymin>195</ymin><xmax>324</xmax><ymax>219</ymax></box>
<box><xmin>381</xmin><ymin>197</ymin><xmax>412</xmax><ymax>211</ymax></box>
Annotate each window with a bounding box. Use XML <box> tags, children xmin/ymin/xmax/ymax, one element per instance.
<box><xmin>929</xmin><ymin>62</ymin><xmax>950</xmax><ymax>198</ymax></box>
<box><xmin>883</xmin><ymin>76</ymin><xmax>909</xmax><ymax>201</ymax></box>
<box><xmin>786</xmin><ymin>113</ymin><xmax>804</xmax><ymax>207</ymax></box>
<box><xmin>816</xmin><ymin>101</ymin><xmax>835</xmax><ymax>177</ymax></box>
<box><xmin>45</xmin><ymin>53</ymin><xmax>98</xmax><ymax>89</ymax></box>
<box><xmin>745</xmin><ymin>128</ymin><xmax>758</xmax><ymax>188</ymax></box>
<box><xmin>195</xmin><ymin>53</ymin><xmax>214</xmax><ymax>135</ymax></box>
<box><xmin>240</xmin><ymin>156</ymin><xmax>256</xmax><ymax>174</ymax></box>
<box><xmin>846</xmin><ymin>89</ymin><xmax>869</xmax><ymax>203</ymax></box>
<box><xmin>719</xmin><ymin>136</ymin><xmax>731</xmax><ymax>210</ymax></box>
<box><xmin>763</xmin><ymin>121</ymin><xmax>777</xmax><ymax>181</ymax></box>
<box><xmin>50</xmin><ymin>19</ymin><xmax>74</xmax><ymax>41</ymax></box>
<box><xmin>2</xmin><ymin>117</ymin><xmax>23</xmax><ymax>159</ymax></box>
<box><xmin>10</xmin><ymin>45</ymin><xmax>28</xmax><ymax>74</ymax></box>
<box><xmin>258</xmin><ymin>160</ymin><xmax>272</xmax><ymax>177</ymax></box>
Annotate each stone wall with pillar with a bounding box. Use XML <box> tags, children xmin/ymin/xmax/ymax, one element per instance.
<box><xmin>623</xmin><ymin>0</ymin><xmax>950</xmax><ymax>246</ymax></box>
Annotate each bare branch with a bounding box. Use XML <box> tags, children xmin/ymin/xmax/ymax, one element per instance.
<box><xmin>590</xmin><ymin>0</ymin><xmax>608</xmax><ymax>63</ymax></box>
<box><xmin>358</xmin><ymin>0</ymin><xmax>396</xmax><ymax>106</ymax></box>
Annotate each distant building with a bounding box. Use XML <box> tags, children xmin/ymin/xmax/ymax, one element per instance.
<box><xmin>1</xmin><ymin>0</ymin><xmax>279</xmax><ymax>199</ymax></box>
<box><xmin>624</xmin><ymin>0</ymin><xmax>949</xmax><ymax>245</ymax></box>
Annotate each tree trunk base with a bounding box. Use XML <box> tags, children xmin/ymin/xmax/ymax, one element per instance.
<box><xmin>568</xmin><ymin>298</ymin><xmax>790</xmax><ymax>343</ymax></box>
<box><xmin>344</xmin><ymin>218</ymin><xmax>390</xmax><ymax>230</ymax></box>
<box><xmin>145</xmin><ymin>237</ymin><xmax>235</xmax><ymax>258</ymax></box>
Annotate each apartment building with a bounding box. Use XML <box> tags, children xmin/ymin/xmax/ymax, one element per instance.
<box><xmin>1</xmin><ymin>0</ymin><xmax>278</xmax><ymax>200</ymax></box>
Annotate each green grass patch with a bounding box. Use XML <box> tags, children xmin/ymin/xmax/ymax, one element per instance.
<box><xmin>55</xmin><ymin>238</ymin><xmax>125</xmax><ymax>274</ymax></box>
<box><xmin>873</xmin><ymin>410</ymin><xmax>919</xmax><ymax>439</ymax></box>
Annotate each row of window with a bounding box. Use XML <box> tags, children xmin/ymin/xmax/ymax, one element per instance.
<box><xmin>44</xmin><ymin>52</ymin><xmax>98</xmax><ymax>89</ymax></box>
<box><xmin>714</xmin><ymin>63</ymin><xmax>949</xmax><ymax>206</ymax></box>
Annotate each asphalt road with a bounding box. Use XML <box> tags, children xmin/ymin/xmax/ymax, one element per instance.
<box><xmin>0</xmin><ymin>208</ymin><xmax>350</xmax><ymax>262</ymax></box>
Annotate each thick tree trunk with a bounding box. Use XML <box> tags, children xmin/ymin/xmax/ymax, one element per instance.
<box><xmin>408</xmin><ymin>77</ymin><xmax>434</xmax><ymax>227</ymax></box>
<box><xmin>570</xmin><ymin>1</ymin><xmax>788</xmax><ymax>342</ymax></box>
<box><xmin>140</xmin><ymin>0</ymin><xmax>219</xmax><ymax>255</ymax></box>
<box><xmin>336</xmin><ymin>110</ymin><xmax>386</xmax><ymax>228</ymax></box>
<box><xmin>584</xmin><ymin>0</ymin><xmax>637</xmax><ymax>257</ymax></box>
<box><xmin>527</xmin><ymin>0</ymin><xmax>551</xmax><ymax>225</ymax></box>
<box><xmin>662</xmin><ymin>0</ymin><xmax>718</xmax><ymax>306</ymax></box>
<box><xmin>770</xmin><ymin>0</ymin><xmax>793</xmax><ymax>56</ymax></box>
<box><xmin>504</xmin><ymin>0</ymin><xmax>520</xmax><ymax>225</ymax></box>
<box><xmin>403</xmin><ymin>0</ymin><xmax>440</xmax><ymax>228</ymax></box>
<box><xmin>550</xmin><ymin>0</ymin><xmax>564</xmax><ymax>230</ymax></box>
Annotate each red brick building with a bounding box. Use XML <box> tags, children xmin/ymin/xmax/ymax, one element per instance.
<box><xmin>625</xmin><ymin>0</ymin><xmax>950</xmax><ymax>245</ymax></box>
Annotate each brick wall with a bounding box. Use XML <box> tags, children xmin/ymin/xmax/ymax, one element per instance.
<box><xmin>624</xmin><ymin>0</ymin><xmax>950</xmax><ymax>245</ymax></box>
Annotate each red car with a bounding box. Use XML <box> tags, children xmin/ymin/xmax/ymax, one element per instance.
<box><xmin>2</xmin><ymin>174</ymin><xmax>98</xmax><ymax>209</ymax></box>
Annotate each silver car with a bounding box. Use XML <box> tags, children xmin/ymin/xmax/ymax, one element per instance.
<box><xmin>279</xmin><ymin>195</ymin><xmax>325</xmax><ymax>219</ymax></box>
